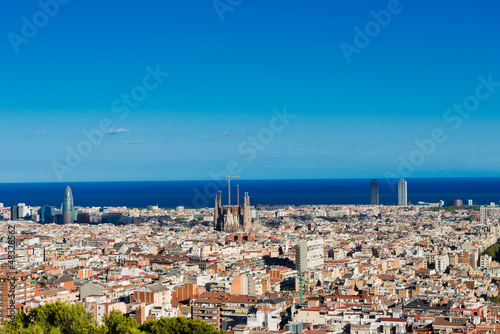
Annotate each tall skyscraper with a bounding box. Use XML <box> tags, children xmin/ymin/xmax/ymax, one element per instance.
<box><xmin>62</xmin><ymin>186</ymin><xmax>74</xmax><ymax>224</ymax></box>
<box><xmin>370</xmin><ymin>179</ymin><xmax>379</xmax><ymax>205</ymax></box>
<box><xmin>10</xmin><ymin>205</ymin><xmax>19</xmax><ymax>221</ymax></box>
<box><xmin>39</xmin><ymin>206</ymin><xmax>55</xmax><ymax>224</ymax></box>
<box><xmin>398</xmin><ymin>179</ymin><xmax>407</xmax><ymax>206</ymax></box>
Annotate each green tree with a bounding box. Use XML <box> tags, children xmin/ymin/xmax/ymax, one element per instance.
<box><xmin>1</xmin><ymin>303</ymin><xmax>227</xmax><ymax>334</ymax></box>
<box><xmin>486</xmin><ymin>296</ymin><xmax>500</xmax><ymax>303</ymax></box>
<box><xmin>484</xmin><ymin>240</ymin><xmax>500</xmax><ymax>262</ymax></box>
<box><xmin>1</xmin><ymin>302</ymin><xmax>106</xmax><ymax>334</ymax></box>
<box><xmin>140</xmin><ymin>317</ymin><xmax>226</xmax><ymax>334</ymax></box>
<box><xmin>103</xmin><ymin>311</ymin><xmax>143</xmax><ymax>334</ymax></box>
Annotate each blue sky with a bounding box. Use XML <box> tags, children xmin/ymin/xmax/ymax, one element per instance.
<box><xmin>0</xmin><ymin>0</ymin><xmax>499</xmax><ymax>182</ymax></box>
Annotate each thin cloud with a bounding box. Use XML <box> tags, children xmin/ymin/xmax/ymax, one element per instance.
<box><xmin>75</xmin><ymin>128</ymin><xmax>131</xmax><ymax>136</ymax></box>
<box><xmin>33</xmin><ymin>129</ymin><xmax>47</xmax><ymax>136</ymax></box>
<box><xmin>121</xmin><ymin>139</ymin><xmax>143</xmax><ymax>145</ymax></box>
<box><xmin>222</xmin><ymin>131</ymin><xmax>246</xmax><ymax>136</ymax></box>
<box><xmin>101</xmin><ymin>128</ymin><xmax>130</xmax><ymax>135</ymax></box>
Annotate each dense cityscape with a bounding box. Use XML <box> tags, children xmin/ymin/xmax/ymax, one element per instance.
<box><xmin>2</xmin><ymin>179</ymin><xmax>500</xmax><ymax>333</ymax></box>
<box><xmin>2</xmin><ymin>1</ymin><xmax>499</xmax><ymax>333</ymax></box>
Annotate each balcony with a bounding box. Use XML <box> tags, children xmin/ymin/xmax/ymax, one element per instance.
<box><xmin>195</xmin><ymin>314</ymin><xmax>215</xmax><ymax>319</ymax></box>
<box><xmin>221</xmin><ymin>310</ymin><xmax>248</xmax><ymax>317</ymax></box>
<box><xmin>194</xmin><ymin>310</ymin><xmax>217</xmax><ymax>315</ymax></box>
<box><xmin>222</xmin><ymin>305</ymin><xmax>251</xmax><ymax>311</ymax></box>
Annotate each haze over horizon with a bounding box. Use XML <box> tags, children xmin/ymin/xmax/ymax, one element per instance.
<box><xmin>1</xmin><ymin>1</ymin><xmax>499</xmax><ymax>183</ymax></box>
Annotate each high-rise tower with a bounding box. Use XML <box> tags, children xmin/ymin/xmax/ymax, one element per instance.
<box><xmin>39</xmin><ymin>206</ymin><xmax>55</xmax><ymax>224</ymax></box>
<box><xmin>62</xmin><ymin>186</ymin><xmax>74</xmax><ymax>224</ymax></box>
<box><xmin>398</xmin><ymin>179</ymin><xmax>407</xmax><ymax>206</ymax></box>
<box><xmin>370</xmin><ymin>179</ymin><xmax>379</xmax><ymax>205</ymax></box>
<box><xmin>296</xmin><ymin>239</ymin><xmax>324</xmax><ymax>272</ymax></box>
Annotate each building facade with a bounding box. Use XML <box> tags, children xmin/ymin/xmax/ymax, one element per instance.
<box><xmin>215</xmin><ymin>192</ymin><xmax>252</xmax><ymax>233</ymax></box>
<box><xmin>398</xmin><ymin>179</ymin><xmax>407</xmax><ymax>206</ymax></box>
<box><xmin>10</xmin><ymin>206</ymin><xmax>19</xmax><ymax>221</ymax></box>
<box><xmin>39</xmin><ymin>206</ymin><xmax>55</xmax><ymax>224</ymax></box>
<box><xmin>62</xmin><ymin>186</ymin><xmax>74</xmax><ymax>225</ymax></box>
<box><xmin>370</xmin><ymin>179</ymin><xmax>379</xmax><ymax>205</ymax></box>
<box><xmin>296</xmin><ymin>239</ymin><xmax>324</xmax><ymax>272</ymax></box>
<box><xmin>0</xmin><ymin>272</ymin><xmax>36</xmax><ymax>322</ymax></box>
<box><xmin>435</xmin><ymin>254</ymin><xmax>449</xmax><ymax>272</ymax></box>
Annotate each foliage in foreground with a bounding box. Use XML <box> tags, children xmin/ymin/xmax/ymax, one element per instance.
<box><xmin>1</xmin><ymin>302</ymin><xmax>226</xmax><ymax>334</ymax></box>
<box><xmin>486</xmin><ymin>296</ymin><xmax>500</xmax><ymax>303</ymax></box>
<box><xmin>484</xmin><ymin>239</ymin><xmax>500</xmax><ymax>263</ymax></box>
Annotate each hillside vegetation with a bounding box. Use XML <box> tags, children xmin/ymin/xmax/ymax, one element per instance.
<box><xmin>484</xmin><ymin>239</ymin><xmax>500</xmax><ymax>262</ymax></box>
<box><xmin>1</xmin><ymin>302</ymin><xmax>226</xmax><ymax>334</ymax></box>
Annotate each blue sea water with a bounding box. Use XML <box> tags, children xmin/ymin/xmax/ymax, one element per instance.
<box><xmin>0</xmin><ymin>178</ymin><xmax>500</xmax><ymax>209</ymax></box>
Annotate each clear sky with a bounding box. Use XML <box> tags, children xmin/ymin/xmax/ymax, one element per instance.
<box><xmin>1</xmin><ymin>0</ymin><xmax>499</xmax><ymax>182</ymax></box>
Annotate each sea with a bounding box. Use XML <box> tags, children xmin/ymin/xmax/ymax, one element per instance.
<box><xmin>0</xmin><ymin>178</ymin><xmax>500</xmax><ymax>209</ymax></box>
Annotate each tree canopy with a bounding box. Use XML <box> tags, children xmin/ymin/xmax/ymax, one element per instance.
<box><xmin>139</xmin><ymin>317</ymin><xmax>225</xmax><ymax>334</ymax></box>
<box><xmin>1</xmin><ymin>302</ymin><xmax>226</xmax><ymax>334</ymax></box>
<box><xmin>484</xmin><ymin>239</ymin><xmax>500</xmax><ymax>262</ymax></box>
<box><xmin>1</xmin><ymin>302</ymin><xmax>105</xmax><ymax>334</ymax></box>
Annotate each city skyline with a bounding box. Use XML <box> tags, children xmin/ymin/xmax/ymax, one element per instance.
<box><xmin>2</xmin><ymin>196</ymin><xmax>498</xmax><ymax>332</ymax></box>
<box><xmin>2</xmin><ymin>2</ymin><xmax>500</xmax><ymax>330</ymax></box>
<box><xmin>1</xmin><ymin>1</ymin><xmax>499</xmax><ymax>182</ymax></box>
<box><xmin>2</xmin><ymin>177</ymin><xmax>499</xmax><ymax>209</ymax></box>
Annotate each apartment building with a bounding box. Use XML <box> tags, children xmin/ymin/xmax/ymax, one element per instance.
<box><xmin>0</xmin><ymin>272</ymin><xmax>36</xmax><ymax>322</ymax></box>
<box><xmin>191</xmin><ymin>292</ymin><xmax>228</xmax><ymax>330</ymax></box>
<box><xmin>296</xmin><ymin>239</ymin><xmax>324</xmax><ymax>272</ymax></box>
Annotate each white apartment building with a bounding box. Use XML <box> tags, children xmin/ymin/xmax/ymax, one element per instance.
<box><xmin>480</xmin><ymin>254</ymin><xmax>492</xmax><ymax>268</ymax></box>
<box><xmin>296</xmin><ymin>239</ymin><xmax>324</xmax><ymax>272</ymax></box>
<box><xmin>435</xmin><ymin>254</ymin><xmax>449</xmax><ymax>272</ymax></box>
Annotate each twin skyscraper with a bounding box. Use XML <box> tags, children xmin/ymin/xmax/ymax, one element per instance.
<box><xmin>370</xmin><ymin>178</ymin><xmax>407</xmax><ymax>206</ymax></box>
<box><xmin>370</xmin><ymin>179</ymin><xmax>379</xmax><ymax>205</ymax></box>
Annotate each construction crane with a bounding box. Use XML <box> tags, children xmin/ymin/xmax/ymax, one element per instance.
<box><xmin>224</xmin><ymin>174</ymin><xmax>240</xmax><ymax>206</ymax></box>
<box><xmin>299</xmin><ymin>271</ymin><xmax>303</xmax><ymax>304</ymax></box>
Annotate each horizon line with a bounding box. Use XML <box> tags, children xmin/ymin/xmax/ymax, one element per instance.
<box><xmin>1</xmin><ymin>176</ymin><xmax>500</xmax><ymax>185</ymax></box>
